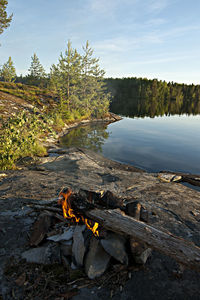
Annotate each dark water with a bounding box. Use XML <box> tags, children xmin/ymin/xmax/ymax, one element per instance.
<box><xmin>60</xmin><ymin>115</ymin><xmax>200</xmax><ymax>174</ymax></box>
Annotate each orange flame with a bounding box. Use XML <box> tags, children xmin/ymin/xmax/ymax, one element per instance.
<box><xmin>58</xmin><ymin>188</ymin><xmax>99</xmax><ymax>237</ymax></box>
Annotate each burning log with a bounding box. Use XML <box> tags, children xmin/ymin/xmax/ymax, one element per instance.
<box><xmin>58</xmin><ymin>187</ymin><xmax>100</xmax><ymax>236</ymax></box>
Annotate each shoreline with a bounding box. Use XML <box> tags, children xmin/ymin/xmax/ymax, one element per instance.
<box><xmin>43</xmin><ymin>112</ymin><xmax>122</xmax><ymax>148</ymax></box>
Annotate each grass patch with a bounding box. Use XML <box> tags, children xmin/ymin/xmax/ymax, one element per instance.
<box><xmin>0</xmin><ymin>81</ymin><xmax>56</xmax><ymax>107</ymax></box>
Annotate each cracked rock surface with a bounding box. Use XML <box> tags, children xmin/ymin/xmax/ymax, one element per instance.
<box><xmin>1</xmin><ymin>147</ymin><xmax>200</xmax><ymax>299</ymax></box>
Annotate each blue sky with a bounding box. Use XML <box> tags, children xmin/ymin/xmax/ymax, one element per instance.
<box><xmin>1</xmin><ymin>0</ymin><xmax>200</xmax><ymax>84</ymax></box>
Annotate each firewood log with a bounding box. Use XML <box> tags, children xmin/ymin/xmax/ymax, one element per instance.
<box><xmin>85</xmin><ymin>208</ymin><xmax>200</xmax><ymax>271</ymax></box>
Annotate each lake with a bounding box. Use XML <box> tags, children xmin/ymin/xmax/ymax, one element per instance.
<box><xmin>60</xmin><ymin>114</ymin><xmax>200</xmax><ymax>174</ymax></box>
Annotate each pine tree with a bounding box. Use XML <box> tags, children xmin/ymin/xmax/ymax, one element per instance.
<box><xmin>1</xmin><ymin>56</ymin><xmax>16</xmax><ymax>82</ymax></box>
<box><xmin>50</xmin><ymin>40</ymin><xmax>82</xmax><ymax>111</ymax></box>
<box><xmin>50</xmin><ymin>40</ymin><xmax>110</xmax><ymax>118</ymax></box>
<box><xmin>81</xmin><ymin>41</ymin><xmax>110</xmax><ymax>117</ymax></box>
<box><xmin>0</xmin><ymin>0</ymin><xmax>12</xmax><ymax>36</ymax></box>
<box><xmin>27</xmin><ymin>53</ymin><xmax>46</xmax><ymax>86</ymax></box>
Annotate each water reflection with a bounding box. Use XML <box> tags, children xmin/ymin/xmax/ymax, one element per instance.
<box><xmin>60</xmin><ymin>123</ymin><xmax>110</xmax><ymax>152</ymax></box>
<box><xmin>112</xmin><ymin>98</ymin><xmax>200</xmax><ymax>118</ymax></box>
<box><xmin>107</xmin><ymin>78</ymin><xmax>200</xmax><ymax>118</ymax></box>
<box><xmin>60</xmin><ymin>115</ymin><xmax>200</xmax><ymax>175</ymax></box>
<box><xmin>59</xmin><ymin>79</ymin><xmax>200</xmax><ymax>174</ymax></box>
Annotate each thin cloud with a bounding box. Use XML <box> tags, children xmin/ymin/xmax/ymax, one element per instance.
<box><xmin>145</xmin><ymin>18</ymin><xmax>167</xmax><ymax>26</ymax></box>
<box><xmin>89</xmin><ymin>0</ymin><xmax>138</xmax><ymax>15</ymax></box>
<box><xmin>147</xmin><ymin>0</ymin><xmax>170</xmax><ymax>14</ymax></box>
<box><xmin>90</xmin><ymin>0</ymin><xmax>115</xmax><ymax>13</ymax></box>
<box><xmin>131</xmin><ymin>54</ymin><xmax>194</xmax><ymax>65</ymax></box>
<box><xmin>93</xmin><ymin>33</ymin><xmax>163</xmax><ymax>55</ymax></box>
<box><xmin>162</xmin><ymin>25</ymin><xmax>200</xmax><ymax>38</ymax></box>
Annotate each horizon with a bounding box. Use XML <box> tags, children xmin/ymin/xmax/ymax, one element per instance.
<box><xmin>1</xmin><ymin>0</ymin><xmax>200</xmax><ymax>85</ymax></box>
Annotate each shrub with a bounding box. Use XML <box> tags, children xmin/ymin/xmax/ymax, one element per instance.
<box><xmin>0</xmin><ymin>112</ymin><xmax>48</xmax><ymax>169</ymax></box>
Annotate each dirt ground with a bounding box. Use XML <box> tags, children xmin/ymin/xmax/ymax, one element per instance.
<box><xmin>1</xmin><ymin>148</ymin><xmax>200</xmax><ymax>299</ymax></box>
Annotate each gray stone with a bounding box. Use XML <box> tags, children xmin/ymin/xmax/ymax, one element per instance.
<box><xmin>47</xmin><ymin>226</ymin><xmax>75</xmax><ymax>242</ymax></box>
<box><xmin>72</xmin><ymin>225</ymin><xmax>86</xmax><ymax>266</ymax></box>
<box><xmin>22</xmin><ymin>244</ymin><xmax>60</xmax><ymax>264</ymax></box>
<box><xmin>85</xmin><ymin>236</ymin><xmax>111</xmax><ymax>279</ymax></box>
<box><xmin>134</xmin><ymin>248</ymin><xmax>152</xmax><ymax>264</ymax></box>
<box><xmin>100</xmin><ymin>232</ymin><xmax>128</xmax><ymax>265</ymax></box>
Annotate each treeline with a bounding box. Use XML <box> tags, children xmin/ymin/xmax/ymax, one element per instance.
<box><xmin>106</xmin><ymin>77</ymin><xmax>200</xmax><ymax>117</ymax></box>
<box><xmin>0</xmin><ymin>41</ymin><xmax>110</xmax><ymax>119</ymax></box>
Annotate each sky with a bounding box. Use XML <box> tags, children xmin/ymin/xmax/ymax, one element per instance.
<box><xmin>1</xmin><ymin>0</ymin><xmax>200</xmax><ymax>84</ymax></box>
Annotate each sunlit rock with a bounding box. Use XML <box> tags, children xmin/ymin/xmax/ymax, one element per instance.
<box><xmin>158</xmin><ymin>173</ymin><xmax>182</xmax><ymax>183</ymax></box>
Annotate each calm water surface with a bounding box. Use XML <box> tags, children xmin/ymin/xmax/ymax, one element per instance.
<box><xmin>60</xmin><ymin>115</ymin><xmax>200</xmax><ymax>174</ymax></box>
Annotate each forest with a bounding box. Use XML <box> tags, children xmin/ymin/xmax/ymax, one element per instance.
<box><xmin>106</xmin><ymin>77</ymin><xmax>200</xmax><ymax>117</ymax></box>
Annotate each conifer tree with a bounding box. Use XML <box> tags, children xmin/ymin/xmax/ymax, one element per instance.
<box><xmin>0</xmin><ymin>0</ymin><xmax>12</xmax><ymax>36</ymax></box>
<box><xmin>50</xmin><ymin>40</ymin><xmax>110</xmax><ymax>118</ymax></box>
<box><xmin>27</xmin><ymin>53</ymin><xmax>46</xmax><ymax>86</ymax></box>
<box><xmin>50</xmin><ymin>40</ymin><xmax>81</xmax><ymax>111</ymax></box>
<box><xmin>1</xmin><ymin>56</ymin><xmax>16</xmax><ymax>82</ymax></box>
<box><xmin>81</xmin><ymin>41</ymin><xmax>109</xmax><ymax>116</ymax></box>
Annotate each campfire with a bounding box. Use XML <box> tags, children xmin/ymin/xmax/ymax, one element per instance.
<box><xmin>22</xmin><ymin>187</ymin><xmax>200</xmax><ymax>286</ymax></box>
<box><xmin>58</xmin><ymin>187</ymin><xmax>99</xmax><ymax>237</ymax></box>
<box><xmin>22</xmin><ymin>187</ymin><xmax>153</xmax><ymax>283</ymax></box>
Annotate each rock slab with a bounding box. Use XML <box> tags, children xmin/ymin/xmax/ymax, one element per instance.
<box><xmin>47</xmin><ymin>226</ymin><xmax>75</xmax><ymax>242</ymax></box>
<box><xmin>72</xmin><ymin>225</ymin><xmax>86</xmax><ymax>266</ymax></box>
<box><xmin>158</xmin><ymin>173</ymin><xmax>182</xmax><ymax>183</ymax></box>
<box><xmin>101</xmin><ymin>231</ymin><xmax>128</xmax><ymax>265</ymax></box>
<box><xmin>22</xmin><ymin>244</ymin><xmax>60</xmax><ymax>264</ymax></box>
<box><xmin>85</xmin><ymin>236</ymin><xmax>111</xmax><ymax>279</ymax></box>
